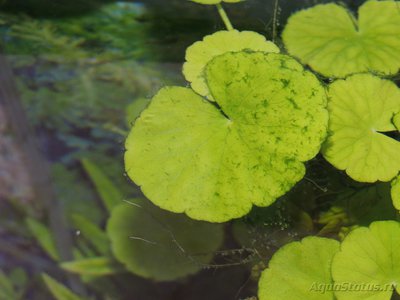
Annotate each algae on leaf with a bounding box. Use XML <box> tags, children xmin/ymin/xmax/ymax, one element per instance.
<box><xmin>125</xmin><ymin>51</ymin><xmax>327</xmax><ymax>222</ymax></box>
<box><xmin>106</xmin><ymin>200</ymin><xmax>224</xmax><ymax>281</ymax></box>
<box><xmin>183</xmin><ymin>30</ymin><xmax>279</xmax><ymax>100</ymax></box>
<box><xmin>332</xmin><ymin>221</ymin><xmax>400</xmax><ymax>300</ymax></box>
<box><xmin>258</xmin><ymin>237</ymin><xmax>339</xmax><ymax>300</ymax></box>
<box><xmin>322</xmin><ymin>74</ymin><xmax>400</xmax><ymax>182</ymax></box>
<box><xmin>282</xmin><ymin>1</ymin><xmax>400</xmax><ymax>78</ymax></box>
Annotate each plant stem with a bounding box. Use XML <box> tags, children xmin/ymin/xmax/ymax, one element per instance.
<box><xmin>216</xmin><ymin>4</ymin><xmax>234</xmax><ymax>31</ymax></box>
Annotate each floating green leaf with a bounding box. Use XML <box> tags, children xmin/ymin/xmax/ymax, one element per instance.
<box><xmin>258</xmin><ymin>237</ymin><xmax>340</xmax><ymax>300</ymax></box>
<box><xmin>41</xmin><ymin>274</ymin><xmax>84</xmax><ymax>300</ymax></box>
<box><xmin>125</xmin><ymin>51</ymin><xmax>327</xmax><ymax>222</ymax></box>
<box><xmin>71</xmin><ymin>214</ymin><xmax>110</xmax><ymax>255</ymax></box>
<box><xmin>125</xmin><ymin>97</ymin><xmax>150</xmax><ymax>128</ymax></box>
<box><xmin>61</xmin><ymin>257</ymin><xmax>123</xmax><ymax>276</ymax></box>
<box><xmin>107</xmin><ymin>200</ymin><xmax>224</xmax><ymax>281</ymax></box>
<box><xmin>332</xmin><ymin>221</ymin><xmax>400</xmax><ymax>300</ymax></box>
<box><xmin>183</xmin><ymin>30</ymin><xmax>279</xmax><ymax>100</ymax></box>
<box><xmin>322</xmin><ymin>74</ymin><xmax>400</xmax><ymax>182</ymax></box>
<box><xmin>392</xmin><ymin>176</ymin><xmax>400</xmax><ymax>211</ymax></box>
<box><xmin>190</xmin><ymin>0</ymin><xmax>243</xmax><ymax>4</ymax></box>
<box><xmin>282</xmin><ymin>1</ymin><xmax>400</xmax><ymax>77</ymax></box>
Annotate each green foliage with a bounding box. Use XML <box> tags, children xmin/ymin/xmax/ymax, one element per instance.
<box><xmin>0</xmin><ymin>270</ymin><xmax>16</xmax><ymax>300</ymax></box>
<box><xmin>191</xmin><ymin>0</ymin><xmax>243</xmax><ymax>4</ymax></box>
<box><xmin>41</xmin><ymin>274</ymin><xmax>85</xmax><ymax>300</ymax></box>
<box><xmin>183</xmin><ymin>30</ymin><xmax>279</xmax><ymax>100</ymax></box>
<box><xmin>322</xmin><ymin>74</ymin><xmax>400</xmax><ymax>182</ymax></box>
<box><xmin>392</xmin><ymin>176</ymin><xmax>400</xmax><ymax>211</ymax></box>
<box><xmin>282</xmin><ymin>1</ymin><xmax>400</xmax><ymax>77</ymax></box>
<box><xmin>71</xmin><ymin>214</ymin><xmax>110</xmax><ymax>256</ymax></box>
<box><xmin>332</xmin><ymin>221</ymin><xmax>400</xmax><ymax>299</ymax></box>
<box><xmin>61</xmin><ymin>257</ymin><xmax>123</xmax><ymax>276</ymax></box>
<box><xmin>107</xmin><ymin>200</ymin><xmax>224</xmax><ymax>281</ymax></box>
<box><xmin>125</xmin><ymin>97</ymin><xmax>150</xmax><ymax>128</ymax></box>
<box><xmin>126</xmin><ymin>51</ymin><xmax>327</xmax><ymax>222</ymax></box>
<box><xmin>258</xmin><ymin>237</ymin><xmax>340</xmax><ymax>300</ymax></box>
<box><xmin>81</xmin><ymin>158</ymin><xmax>122</xmax><ymax>212</ymax></box>
<box><xmin>25</xmin><ymin>217</ymin><xmax>59</xmax><ymax>261</ymax></box>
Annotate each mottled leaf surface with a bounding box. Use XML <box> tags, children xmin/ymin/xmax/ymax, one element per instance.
<box><xmin>392</xmin><ymin>176</ymin><xmax>400</xmax><ymax>211</ymax></box>
<box><xmin>322</xmin><ymin>74</ymin><xmax>400</xmax><ymax>182</ymax></box>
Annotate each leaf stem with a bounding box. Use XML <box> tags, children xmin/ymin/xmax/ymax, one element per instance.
<box><xmin>216</xmin><ymin>3</ymin><xmax>234</xmax><ymax>31</ymax></box>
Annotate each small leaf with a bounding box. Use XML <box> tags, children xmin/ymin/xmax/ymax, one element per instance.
<box><xmin>183</xmin><ymin>30</ymin><xmax>279</xmax><ymax>100</ymax></box>
<box><xmin>126</xmin><ymin>51</ymin><xmax>327</xmax><ymax>222</ymax></box>
<box><xmin>258</xmin><ymin>237</ymin><xmax>340</xmax><ymax>300</ymax></box>
<box><xmin>61</xmin><ymin>257</ymin><xmax>123</xmax><ymax>276</ymax></box>
<box><xmin>107</xmin><ymin>200</ymin><xmax>224</xmax><ymax>281</ymax></box>
<box><xmin>0</xmin><ymin>270</ymin><xmax>16</xmax><ymax>300</ymax></box>
<box><xmin>322</xmin><ymin>74</ymin><xmax>400</xmax><ymax>182</ymax></box>
<box><xmin>391</xmin><ymin>176</ymin><xmax>400</xmax><ymax>211</ymax></box>
<box><xmin>26</xmin><ymin>217</ymin><xmax>59</xmax><ymax>261</ymax></box>
<box><xmin>41</xmin><ymin>274</ymin><xmax>84</xmax><ymax>300</ymax></box>
<box><xmin>81</xmin><ymin>158</ymin><xmax>122</xmax><ymax>212</ymax></box>
<box><xmin>190</xmin><ymin>0</ymin><xmax>243</xmax><ymax>5</ymax></box>
<box><xmin>282</xmin><ymin>1</ymin><xmax>400</xmax><ymax>77</ymax></box>
<box><xmin>332</xmin><ymin>221</ymin><xmax>400</xmax><ymax>300</ymax></box>
<box><xmin>71</xmin><ymin>214</ymin><xmax>110</xmax><ymax>255</ymax></box>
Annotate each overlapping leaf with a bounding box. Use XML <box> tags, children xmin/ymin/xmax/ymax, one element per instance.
<box><xmin>258</xmin><ymin>237</ymin><xmax>339</xmax><ymax>300</ymax></box>
<box><xmin>392</xmin><ymin>176</ymin><xmax>400</xmax><ymax>211</ymax></box>
<box><xmin>125</xmin><ymin>51</ymin><xmax>327</xmax><ymax>222</ymax></box>
<box><xmin>282</xmin><ymin>1</ymin><xmax>400</xmax><ymax>77</ymax></box>
<box><xmin>107</xmin><ymin>200</ymin><xmax>224</xmax><ymax>281</ymax></box>
<box><xmin>183</xmin><ymin>30</ymin><xmax>279</xmax><ymax>100</ymax></box>
<box><xmin>332</xmin><ymin>221</ymin><xmax>400</xmax><ymax>300</ymax></box>
<box><xmin>322</xmin><ymin>74</ymin><xmax>400</xmax><ymax>182</ymax></box>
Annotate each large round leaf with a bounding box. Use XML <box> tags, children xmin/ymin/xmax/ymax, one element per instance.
<box><xmin>125</xmin><ymin>52</ymin><xmax>327</xmax><ymax>222</ymax></box>
<box><xmin>322</xmin><ymin>74</ymin><xmax>400</xmax><ymax>182</ymax></box>
<box><xmin>258</xmin><ymin>237</ymin><xmax>340</xmax><ymax>300</ymax></box>
<box><xmin>282</xmin><ymin>1</ymin><xmax>400</xmax><ymax>78</ymax></box>
<box><xmin>183</xmin><ymin>30</ymin><xmax>279</xmax><ymax>100</ymax></box>
<box><xmin>332</xmin><ymin>221</ymin><xmax>400</xmax><ymax>300</ymax></box>
<box><xmin>107</xmin><ymin>200</ymin><xmax>224</xmax><ymax>281</ymax></box>
<box><xmin>392</xmin><ymin>176</ymin><xmax>400</xmax><ymax>211</ymax></box>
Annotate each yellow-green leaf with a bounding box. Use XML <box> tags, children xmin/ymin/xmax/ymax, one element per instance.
<box><xmin>183</xmin><ymin>30</ymin><xmax>279</xmax><ymax>100</ymax></box>
<box><xmin>322</xmin><ymin>74</ymin><xmax>400</xmax><ymax>182</ymax></box>
<box><xmin>125</xmin><ymin>52</ymin><xmax>327</xmax><ymax>222</ymax></box>
<box><xmin>282</xmin><ymin>1</ymin><xmax>400</xmax><ymax>77</ymax></box>
<box><xmin>332</xmin><ymin>221</ymin><xmax>400</xmax><ymax>300</ymax></box>
<box><xmin>258</xmin><ymin>237</ymin><xmax>340</xmax><ymax>300</ymax></box>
